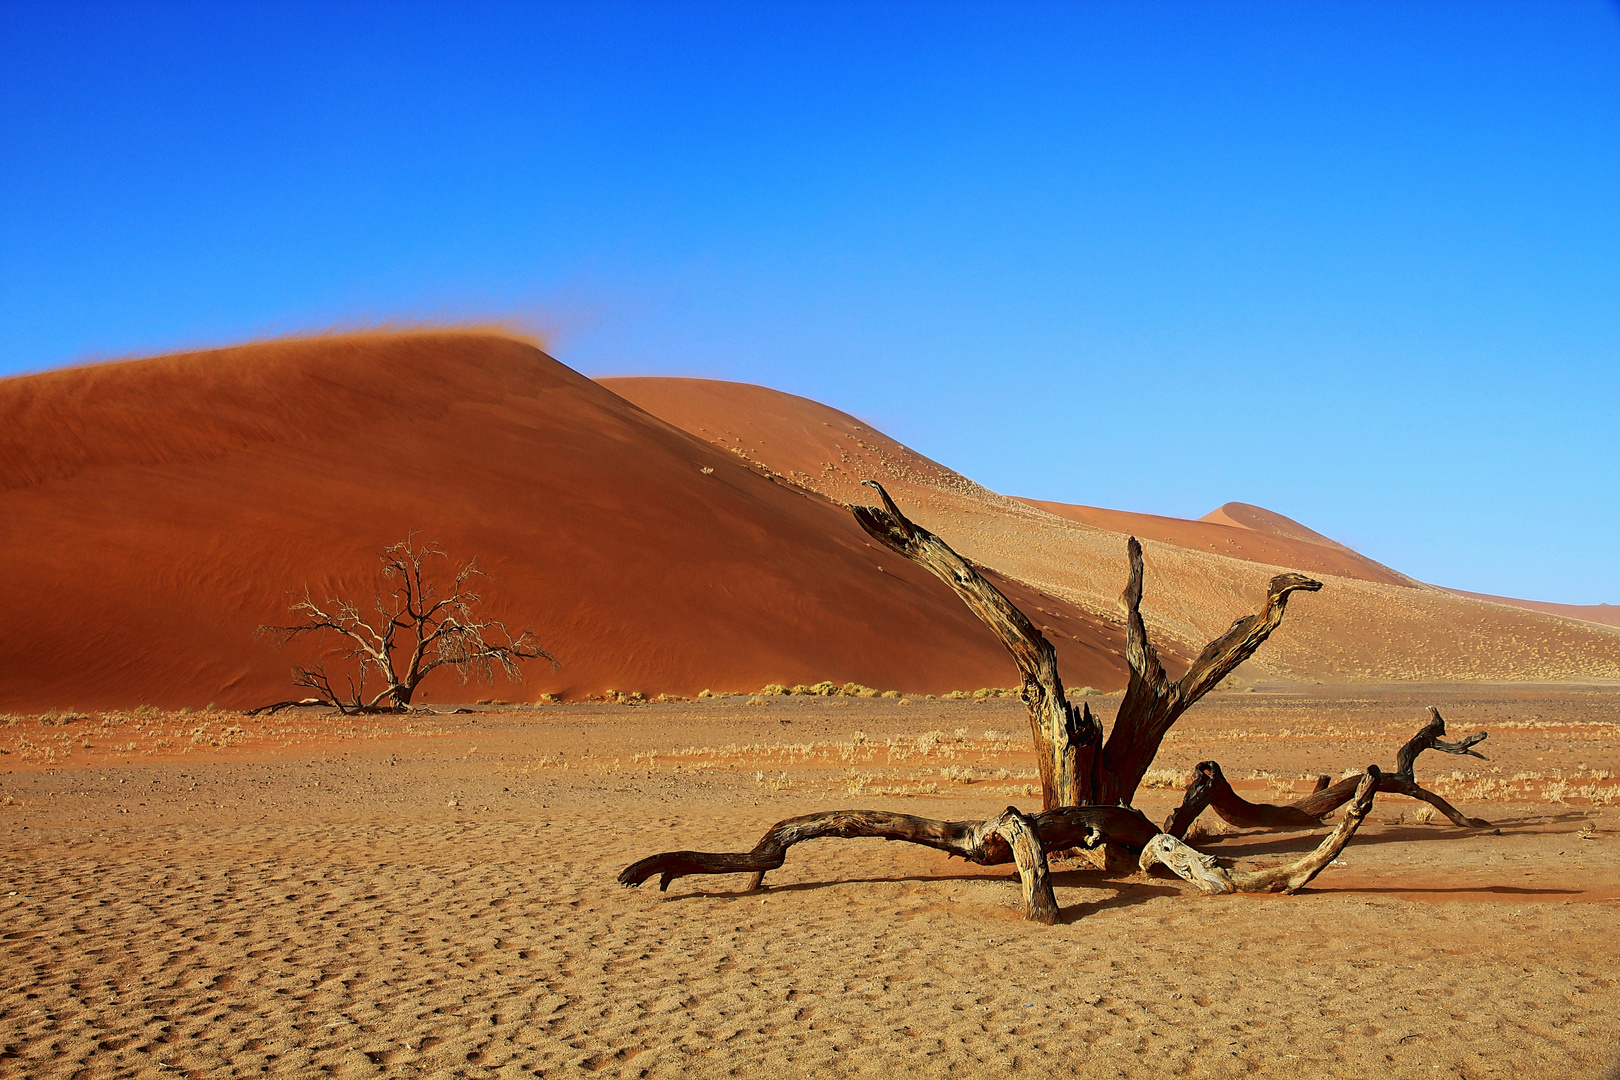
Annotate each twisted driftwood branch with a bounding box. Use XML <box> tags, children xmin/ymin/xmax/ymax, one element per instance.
<box><xmin>851</xmin><ymin>481</ymin><xmax>1096</xmax><ymax>808</ymax></box>
<box><xmin>618</xmin><ymin>804</ymin><xmax>1208</xmax><ymax>922</ymax></box>
<box><xmin>1103</xmin><ymin>538</ymin><xmax>1322</xmax><ymax>804</ymax></box>
<box><xmin>1145</xmin><ymin>768</ymin><xmax>1382</xmax><ymax>894</ymax></box>
<box><xmin>1233</xmin><ymin>767</ymin><xmax>1380</xmax><ymax>892</ymax></box>
<box><xmin>618</xmin><ymin>780</ymin><xmax>1381</xmax><ymax>919</ymax></box>
<box><xmin>1163</xmin><ymin>707</ymin><xmax>1492</xmax><ymax>838</ymax></box>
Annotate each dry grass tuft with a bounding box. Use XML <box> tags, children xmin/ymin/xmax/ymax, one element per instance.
<box><xmin>1139</xmin><ymin>768</ymin><xmax>1186</xmax><ymax>789</ymax></box>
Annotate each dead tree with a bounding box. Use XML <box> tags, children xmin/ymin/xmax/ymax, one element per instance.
<box><xmin>255</xmin><ymin>536</ymin><xmax>552</xmax><ymax>713</ymax></box>
<box><xmin>621</xmin><ymin>482</ymin><xmax>1387</xmax><ymax>923</ymax></box>
<box><xmin>623</xmin><ymin>771</ymin><xmax>1385</xmax><ymax>922</ymax></box>
<box><xmin>1163</xmin><ymin>706</ymin><xmax>1491</xmax><ymax>837</ymax></box>
<box><xmin>848</xmin><ymin>480</ymin><xmax>1323</xmax><ymax>808</ymax></box>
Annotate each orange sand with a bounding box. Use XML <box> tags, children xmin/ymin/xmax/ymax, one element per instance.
<box><xmin>2</xmin><ymin>685</ymin><xmax>1616</xmax><ymax>1078</ymax></box>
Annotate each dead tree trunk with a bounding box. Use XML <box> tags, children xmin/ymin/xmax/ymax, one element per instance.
<box><xmin>1163</xmin><ymin>707</ymin><xmax>1491</xmax><ymax>837</ymax></box>
<box><xmin>850</xmin><ymin>481</ymin><xmax>1320</xmax><ymax>809</ymax></box>
<box><xmin>849</xmin><ymin>481</ymin><xmax>1096</xmax><ymax>808</ymax></box>
<box><xmin>1098</xmin><ymin>537</ymin><xmax>1322</xmax><ymax>805</ymax></box>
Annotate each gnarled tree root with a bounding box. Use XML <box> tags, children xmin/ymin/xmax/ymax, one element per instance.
<box><xmin>620</xmin><ymin>776</ymin><xmax>1391</xmax><ymax>919</ymax></box>
<box><xmin>1163</xmin><ymin>707</ymin><xmax>1491</xmax><ymax>839</ymax></box>
<box><xmin>1144</xmin><ymin>767</ymin><xmax>1382</xmax><ymax>894</ymax></box>
<box><xmin>622</xmin><ymin>803</ymin><xmax>1249</xmax><ymax>922</ymax></box>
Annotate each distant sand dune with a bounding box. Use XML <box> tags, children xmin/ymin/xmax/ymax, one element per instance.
<box><xmin>606</xmin><ymin>376</ymin><xmax>1620</xmax><ymax>685</ymax></box>
<box><xmin>1016</xmin><ymin>498</ymin><xmax>1416</xmax><ymax>587</ymax></box>
<box><xmin>1442</xmin><ymin>589</ymin><xmax>1620</xmax><ymax>630</ymax></box>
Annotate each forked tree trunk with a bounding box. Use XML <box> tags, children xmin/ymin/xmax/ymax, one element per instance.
<box><xmin>1163</xmin><ymin>707</ymin><xmax>1491</xmax><ymax>837</ymax></box>
<box><xmin>851</xmin><ymin>480</ymin><xmax>1321</xmax><ymax>808</ymax></box>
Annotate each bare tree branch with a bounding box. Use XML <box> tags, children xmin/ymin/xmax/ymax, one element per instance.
<box><xmin>1162</xmin><ymin>708</ymin><xmax>1492</xmax><ymax>838</ymax></box>
<box><xmin>255</xmin><ymin>536</ymin><xmax>555</xmax><ymax>713</ymax></box>
<box><xmin>851</xmin><ymin>480</ymin><xmax>1099</xmax><ymax>809</ymax></box>
<box><xmin>619</xmin><ymin>803</ymin><xmax>1226</xmax><ymax>922</ymax></box>
<box><xmin>1099</xmin><ymin>537</ymin><xmax>1322</xmax><ymax>804</ymax></box>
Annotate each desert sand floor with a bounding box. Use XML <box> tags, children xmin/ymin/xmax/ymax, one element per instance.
<box><xmin>2</xmin><ymin>686</ymin><xmax>1617</xmax><ymax>1078</ymax></box>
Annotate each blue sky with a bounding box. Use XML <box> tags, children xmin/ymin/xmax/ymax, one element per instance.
<box><xmin>3</xmin><ymin>2</ymin><xmax>1618</xmax><ymax>603</ymax></box>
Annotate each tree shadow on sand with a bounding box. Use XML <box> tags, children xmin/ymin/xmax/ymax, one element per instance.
<box><xmin>655</xmin><ymin>867</ymin><xmax>1186</xmax><ymax>918</ymax></box>
<box><xmin>1194</xmin><ymin>808</ymin><xmax>1593</xmax><ymax>859</ymax></box>
<box><xmin>1333</xmin><ymin>885</ymin><xmax>1582</xmax><ymax>899</ymax></box>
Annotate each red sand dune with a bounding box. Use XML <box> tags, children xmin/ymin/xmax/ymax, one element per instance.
<box><xmin>598</xmin><ymin>376</ymin><xmax>964</xmax><ymax>503</ymax></box>
<box><xmin>601</xmin><ymin>377</ymin><xmax>1409</xmax><ymax>588</ymax></box>
<box><xmin>1200</xmin><ymin>501</ymin><xmax>1351</xmax><ymax>548</ymax></box>
<box><xmin>0</xmin><ymin>332</ymin><xmax>1126</xmax><ymax>711</ymax></box>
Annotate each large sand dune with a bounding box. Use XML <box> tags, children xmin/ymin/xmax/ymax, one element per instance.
<box><xmin>604</xmin><ymin>377</ymin><xmax>1620</xmax><ymax>684</ymax></box>
<box><xmin>0</xmin><ymin>333</ymin><xmax>1123</xmax><ymax>711</ymax></box>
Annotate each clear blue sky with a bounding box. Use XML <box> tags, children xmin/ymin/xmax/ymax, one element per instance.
<box><xmin>4</xmin><ymin>2</ymin><xmax>1618</xmax><ymax>604</ymax></box>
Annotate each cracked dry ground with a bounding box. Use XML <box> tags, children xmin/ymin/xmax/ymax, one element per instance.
<box><xmin>2</xmin><ymin>688</ymin><xmax>1617</xmax><ymax>1078</ymax></box>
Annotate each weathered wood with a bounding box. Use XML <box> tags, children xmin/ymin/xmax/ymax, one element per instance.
<box><xmin>1231</xmin><ymin>768</ymin><xmax>1381</xmax><ymax>893</ymax></box>
<box><xmin>1295</xmin><ymin>771</ymin><xmax>1490</xmax><ymax>830</ymax></box>
<box><xmin>1392</xmin><ymin>706</ymin><xmax>1489</xmax><ymax>777</ymax></box>
<box><xmin>992</xmin><ymin>808</ymin><xmax>1060</xmax><ymax>924</ymax></box>
<box><xmin>1100</xmin><ymin>538</ymin><xmax>1322</xmax><ymax>805</ymax></box>
<box><xmin>1161</xmin><ymin>760</ymin><xmax>1326</xmax><ymax>837</ymax></box>
<box><xmin>1162</xmin><ymin>708</ymin><xmax>1492</xmax><ymax>837</ymax></box>
<box><xmin>851</xmin><ymin>481</ymin><xmax>1097</xmax><ymax>808</ymax></box>
<box><xmin>1135</xmin><ymin>834</ymin><xmax>1236</xmax><ymax>894</ymax></box>
<box><xmin>1145</xmin><ymin>769</ymin><xmax>1381</xmax><ymax>894</ymax></box>
<box><xmin>621</xmin><ymin>803</ymin><xmax>1195</xmax><ymax>921</ymax></box>
<box><xmin>698</xmin><ymin>808</ymin><xmax>1055</xmax><ymax>922</ymax></box>
<box><xmin>619</xmin><ymin>804</ymin><xmax>1161</xmax><ymax>890</ymax></box>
